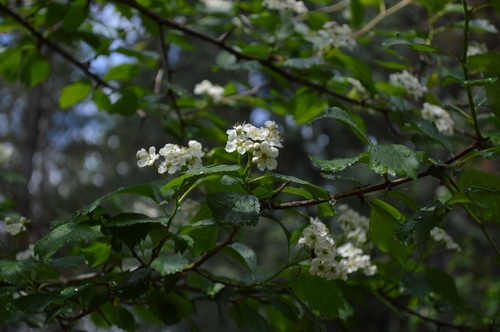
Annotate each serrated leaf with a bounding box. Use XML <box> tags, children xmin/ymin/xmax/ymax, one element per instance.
<box><xmin>35</xmin><ymin>221</ymin><xmax>102</xmax><ymax>261</ymax></box>
<box><xmin>368</xmin><ymin>144</ymin><xmax>426</xmax><ymax>179</ymax></box>
<box><xmin>113</xmin><ymin>268</ymin><xmax>151</xmax><ymax>300</ymax></box>
<box><xmin>59</xmin><ymin>80</ymin><xmax>92</xmax><ymax>108</ymax></box>
<box><xmin>369</xmin><ymin>199</ymin><xmax>411</xmax><ymax>263</ymax></box>
<box><xmin>311</xmin><ymin>107</ymin><xmax>373</xmax><ymax>146</ymax></box>
<box><xmin>310</xmin><ymin>155</ymin><xmax>361</xmax><ymax>173</ymax></box>
<box><xmin>415</xmin><ymin>120</ymin><xmax>455</xmax><ymax>153</ymax></box>
<box><xmin>269</xmin><ymin>172</ymin><xmax>331</xmax><ymax>199</ymax></box>
<box><xmin>207</xmin><ymin>192</ymin><xmax>260</xmax><ymax>227</ymax></box>
<box><xmin>151</xmin><ymin>252</ymin><xmax>188</xmax><ymax>277</ymax></box>
<box><xmin>108</xmin><ymin>223</ymin><xmax>151</xmax><ymax>248</ymax></box>
<box><xmin>408</xmin><ymin>43</ymin><xmax>442</xmax><ymax>52</ymax></box>
<box><xmin>289</xmin><ymin>270</ymin><xmax>346</xmax><ymax>319</ymax></box>
<box><xmin>223</xmin><ymin>242</ymin><xmax>258</xmax><ymax>274</ymax></box>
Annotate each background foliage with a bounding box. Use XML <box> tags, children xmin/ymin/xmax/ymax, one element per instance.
<box><xmin>1</xmin><ymin>0</ymin><xmax>500</xmax><ymax>331</ymax></box>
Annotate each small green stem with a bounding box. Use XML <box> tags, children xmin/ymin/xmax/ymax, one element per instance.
<box><xmin>461</xmin><ymin>0</ymin><xmax>483</xmax><ymax>139</ymax></box>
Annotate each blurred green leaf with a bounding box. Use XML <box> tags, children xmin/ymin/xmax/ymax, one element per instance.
<box><xmin>62</xmin><ymin>0</ymin><xmax>87</xmax><ymax>32</ymax></box>
<box><xmin>0</xmin><ymin>259</ymin><xmax>32</xmax><ymax>283</ymax></box>
<box><xmin>311</xmin><ymin>107</ymin><xmax>373</xmax><ymax>147</ymax></box>
<box><xmin>80</xmin><ymin>239</ymin><xmax>111</xmax><ymax>267</ymax></box>
<box><xmin>207</xmin><ymin>192</ymin><xmax>260</xmax><ymax>227</ymax></box>
<box><xmin>13</xmin><ymin>293</ymin><xmax>59</xmax><ymax>314</ymax></box>
<box><xmin>426</xmin><ymin>267</ymin><xmax>463</xmax><ymax>307</ymax></box>
<box><xmin>59</xmin><ymin>80</ymin><xmax>92</xmax><ymax>108</ymax></box>
<box><xmin>415</xmin><ymin>120</ymin><xmax>455</xmax><ymax>153</ymax></box>
<box><xmin>289</xmin><ymin>270</ymin><xmax>346</xmax><ymax>319</ymax></box>
<box><xmin>223</xmin><ymin>242</ymin><xmax>258</xmax><ymax>274</ymax></box>
<box><xmin>369</xmin><ymin>199</ymin><xmax>411</xmax><ymax>263</ymax></box>
<box><xmin>20</xmin><ymin>53</ymin><xmax>50</xmax><ymax>87</ymax></box>
<box><xmin>104</xmin><ymin>63</ymin><xmax>140</xmax><ymax>81</ymax></box>
<box><xmin>0</xmin><ymin>47</ymin><xmax>21</xmax><ymax>81</ymax></box>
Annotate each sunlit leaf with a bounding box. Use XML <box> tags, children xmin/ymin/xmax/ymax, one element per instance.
<box><xmin>59</xmin><ymin>80</ymin><xmax>93</xmax><ymax>108</ymax></box>
<box><xmin>20</xmin><ymin>53</ymin><xmax>50</xmax><ymax>87</ymax></box>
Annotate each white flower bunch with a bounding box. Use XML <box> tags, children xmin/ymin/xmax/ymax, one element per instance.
<box><xmin>16</xmin><ymin>244</ymin><xmax>35</xmax><ymax>261</ymax></box>
<box><xmin>297</xmin><ymin>218</ymin><xmax>348</xmax><ymax>281</ymax></box>
<box><xmin>317</xmin><ymin>21</ymin><xmax>356</xmax><ymax>51</ymax></box>
<box><xmin>262</xmin><ymin>0</ymin><xmax>307</xmax><ymax>14</ymax></box>
<box><xmin>225</xmin><ymin>121</ymin><xmax>283</xmax><ymax>171</ymax></box>
<box><xmin>421</xmin><ymin>102</ymin><xmax>454</xmax><ymax>136</ymax></box>
<box><xmin>337</xmin><ymin>242</ymin><xmax>377</xmax><ymax>276</ymax></box>
<box><xmin>430</xmin><ymin>227</ymin><xmax>461</xmax><ymax>251</ymax></box>
<box><xmin>201</xmin><ymin>0</ymin><xmax>233</xmax><ymax>12</ymax></box>
<box><xmin>3</xmin><ymin>216</ymin><xmax>30</xmax><ymax>236</ymax></box>
<box><xmin>136</xmin><ymin>140</ymin><xmax>204</xmax><ymax>175</ymax></box>
<box><xmin>337</xmin><ymin>204</ymin><xmax>369</xmax><ymax>246</ymax></box>
<box><xmin>194</xmin><ymin>79</ymin><xmax>225</xmax><ymax>102</ymax></box>
<box><xmin>389</xmin><ymin>70</ymin><xmax>428</xmax><ymax>99</ymax></box>
<box><xmin>467</xmin><ymin>42</ymin><xmax>488</xmax><ymax>57</ymax></box>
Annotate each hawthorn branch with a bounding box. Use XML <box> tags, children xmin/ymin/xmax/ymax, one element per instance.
<box><xmin>183</xmin><ymin>227</ymin><xmax>241</xmax><ymax>271</ymax></box>
<box><xmin>0</xmin><ymin>4</ymin><xmax>114</xmax><ymax>90</ymax></box>
<box><xmin>109</xmin><ymin>0</ymin><xmax>390</xmax><ymax>113</ymax></box>
<box><xmin>265</xmin><ymin>138</ymin><xmax>487</xmax><ymax>210</ymax></box>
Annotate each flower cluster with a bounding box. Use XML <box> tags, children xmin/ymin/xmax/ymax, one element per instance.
<box><xmin>3</xmin><ymin>216</ymin><xmax>30</xmax><ymax>236</ymax></box>
<box><xmin>430</xmin><ymin>227</ymin><xmax>461</xmax><ymax>251</ymax></box>
<box><xmin>297</xmin><ymin>218</ymin><xmax>348</xmax><ymax>281</ymax></box>
<box><xmin>421</xmin><ymin>102</ymin><xmax>454</xmax><ymax>136</ymax></box>
<box><xmin>16</xmin><ymin>244</ymin><xmax>35</xmax><ymax>261</ymax></box>
<box><xmin>337</xmin><ymin>204</ymin><xmax>369</xmax><ymax>245</ymax></box>
<box><xmin>337</xmin><ymin>242</ymin><xmax>377</xmax><ymax>276</ymax></box>
<box><xmin>262</xmin><ymin>0</ymin><xmax>307</xmax><ymax>14</ymax></box>
<box><xmin>194</xmin><ymin>79</ymin><xmax>225</xmax><ymax>102</ymax></box>
<box><xmin>389</xmin><ymin>70</ymin><xmax>428</xmax><ymax>99</ymax></box>
<box><xmin>317</xmin><ymin>21</ymin><xmax>356</xmax><ymax>51</ymax></box>
<box><xmin>137</xmin><ymin>140</ymin><xmax>204</xmax><ymax>174</ymax></box>
<box><xmin>201</xmin><ymin>0</ymin><xmax>233</xmax><ymax>12</ymax></box>
<box><xmin>225</xmin><ymin>121</ymin><xmax>283</xmax><ymax>171</ymax></box>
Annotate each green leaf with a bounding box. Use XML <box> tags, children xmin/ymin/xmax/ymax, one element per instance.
<box><xmin>108</xmin><ymin>223</ymin><xmax>152</xmax><ymax>248</ymax></box>
<box><xmin>106</xmin><ymin>213</ymin><xmax>168</xmax><ymax>227</ymax></box>
<box><xmin>400</xmin><ymin>271</ymin><xmax>432</xmax><ymax>297</ymax></box>
<box><xmin>13</xmin><ymin>293</ymin><xmax>59</xmax><ymax>314</ymax></box>
<box><xmin>310</xmin><ymin>155</ymin><xmax>361</xmax><ymax>173</ymax></box>
<box><xmin>466</xmin><ymin>52</ymin><xmax>500</xmax><ymax>75</ymax></box>
<box><xmin>35</xmin><ymin>220</ymin><xmax>102</xmax><ymax>261</ymax></box>
<box><xmin>113</xmin><ymin>268</ymin><xmax>151</xmax><ymax>300</ymax></box>
<box><xmin>269</xmin><ymin>172</ymin><xmax>331</xmax><ymax>199</ymax></box>
<box><xmin>62</xmin><ymin>0</ymin><xmax>87</xmax><ymax>32</ymax></box>
<box><xmin>457</xmin><ymin>169</ymin><xmax>500</xmax><ymax>222</ymax></box>
<box><xmin>369</xmin><ymin>199</ymin><xmax>411</xmax><ymax>263</ymax></box>
<box><xmin>289</xmin><ymin>269</ymin><xmax>346</xmax><ymax>319</ymax></box>
<box><xmin>103</xmin><ymin>63</ymin><xmax>140</xmax><ymax>81</ymax></box>
<box><xmin>350</xmin><ymin>0</ymin><xmax>364</xmax><ymax>27</ymax></box>
<box><xmin>80</xmin><ymin>239</ymin><xmax>111</xmax><ymax>267</ymax></box>
<box><xmin>151</xmin><ymin>252</ymin><xmax>188</xmax><ymax>277</ymax></box>
<box><xmin>59</xmin><ymin>80</ymin><xmax>93</xmax><ymax>108</ymax></box>
<box><xmin>108</xmin><ymin>90</ymin><xmax>139</xmax><ymax>115</ymax></box>
<box><xmin>116</xmin><ymin>307</ymin><xmax>139</xmax><ymax>332</ymax></box>
<box><xmin>0</xmin><ymin>47</ymin><xmax>21</xmax><ymax>81</ymax></box>
<box><xmin>231</xmin><ymin>299</ymin><xmax>275</xmax><ymax>332</ymax></box>
<box><xmin>368</xmin><ymin>144</ymin><xmax>426</xmax><ymax>179</ymax></box>
<box><xmin>485</xmin><ymin>75</ymin><xmax>500</xmax><ymax>119</ymax></box>
<box><xmin>180</xmin><ymin>223</ymin><xmax>219</xmax><ymax>256</ymax></box>
<box><xmin>415</xmin><ymin>120</ymin><xmax>455</xmax><ymax>153</ymax></box>
<box><xmin>282</xmin><ymin>57</ymin><xmax>324</xmax><ymax>69</ymax></box>
<box><xmin>311</xmin><ymin>107</ymin><xmax>373</xmax><ymax>146</ymax></box>
<box><xmin>0</xmin><ymin>259</ymin><xmax>31</xmax><ymax>283</ymax></box>
<box><xmin>20</xmin><ymin>53</ymin><xmax>50</xmax><ymax>87</ymax></box>
<box><xmin>292</xmin><ymin>87</ymin><xmax>328</xmax><ymax>124</ymax></box>
<box><xmin>425</xmin><ymin>267</ymin><xmax>463</xmax><ymax>307</ymax></box>
<box><xmin>207</xmin><ymin>192</ymin><xmax>260</xmax><ymax>227</ymax></box>
<box><xmin>222</xmin><ymin>242</ymin><xmax>258</xmax><ymax>274</ymax></box>
<box><xmin>394</xmin><ymin>205</ymin><xmax>443</xmax><ymax>247</ymax></box>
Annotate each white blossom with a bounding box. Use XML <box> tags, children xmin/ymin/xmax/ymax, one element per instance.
<box><xmin>194</xmin><ymin>79</ymin><xmax>225</xmax><ymax>101</ymax></box>
<box><xmin>317</xmin><ymin>21</ymin><xmax>356</xmax><ymax>51</ymax></box>
<box><xmin>136</xmin><ymin>146</ymin><xmax>159</xmax><ymax>167</ymax></box>
<box><xmin>16</xmin><ymin>244</ymin><xmax>35</xmax><ymax>260</ymax></box>
<box><xmin>4</xmin><ymin>216</ymin><xmax>30</xmax><ymax>236</ymax></box>
<box><xmin>225</xmin><ymin>121</ymin><xmax>283</xmax><ymax>171</ymax></box>
<box><xmin>389</xmin><ymin>70</ymin><xmax>427</xmax><ymax>99</ymax></box>
<box><xmin>430</xmin><ymin>227</ymin><xmax>461</xmax><ymax>251</ymax></box>
<box><xmin>201</xmin><ymin>0</ymin><xmax>233</xmax><ymax>12</ymax></box>
<box><xmin>467</xmin><ymin>42</ymin><xmax>488</xmax><ymax>57</ymax></box>
<box><xmin>421</xmin><ymin>103</ymin><xmax>454</xmax><ymax>136</ymax></box>
<box><xmin>337</xmin><ymin>205</ymin><xmax>369</xmax><ymax>246</ymax></box>
<box><xmin>262</xmin><ymin>0</ymin><xmax>307</xmax><ymax>14</ymax></box>
<box><xmin>137</xmin><ymin>141</ymin><xmax>204</xmax><ymax>175</ymax></box>
<box><xmin>338</xmin><ymin>242</ymin><xmax>377</xmax><ymax>276</ymax></box>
